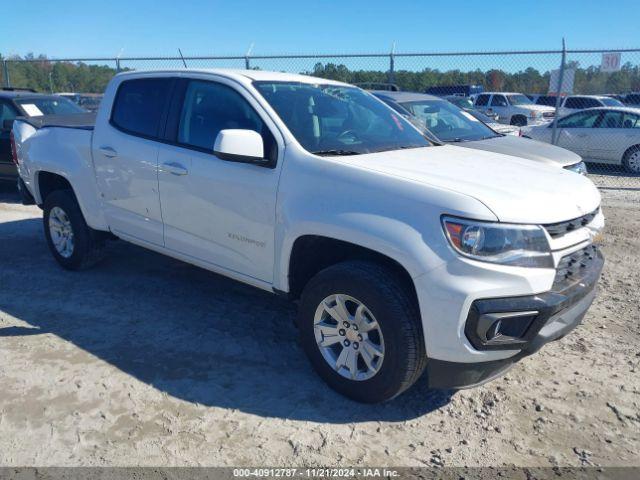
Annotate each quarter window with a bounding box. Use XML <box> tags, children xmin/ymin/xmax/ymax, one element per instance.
<box><xmin>111</xmin><ymin>78</ymin><xmax>174</xmax><ymax>138</ymax></box>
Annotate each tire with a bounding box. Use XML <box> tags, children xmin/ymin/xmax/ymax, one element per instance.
<box><xmin>298</xmin><ymin>260</ymin><xmax>427</xmax><ymax>403</ymax></box>
<box><xmin>43</xmin><ymin>189</ymin><xmax>106</xmax><ymax>270</ymax></box>
<box><xmin>510</xmin><ymin>115</ymin><xmax>527</xmax><ymax>127</ymax></box>
<box><xmin>622</xmin><ymin>145</ymin><xmax>640</xmax><ymax>174</ymax></box>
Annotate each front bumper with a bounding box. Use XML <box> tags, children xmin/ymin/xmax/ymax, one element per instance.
<box><xmin>426</xmin><ymin>248</ymin><xmax>603</xmax><ymax>389</ymax></box>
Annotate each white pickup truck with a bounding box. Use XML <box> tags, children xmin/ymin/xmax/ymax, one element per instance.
<box><xmin>12</xmin><ymin>70</ymin><xmax>604</xmax><ymax>403</ymax></box>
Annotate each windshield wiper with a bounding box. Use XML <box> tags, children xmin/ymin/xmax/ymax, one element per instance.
<box><xmin>312</xmin><ymin>149</ymin><xmax>362</xmax><ymax>156</ymax></box>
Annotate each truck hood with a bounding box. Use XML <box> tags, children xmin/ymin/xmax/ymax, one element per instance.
<box><xmin>339</xmin><ymin>145</ymin><xmax>600</xmax><ymax>224</ymax></box>
<box><xmin>456</xmin><ymin>135</ymin><xmax>581</xmax><ymax>167</ymax></box>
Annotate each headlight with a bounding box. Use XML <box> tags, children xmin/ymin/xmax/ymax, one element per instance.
<box><xmin>442</xmin><ymin>216</ymin><xmax>553</xmax><ymax>268</ymax></box>
<box><xmin>564</xmin><ymin>161</ymin><xmax>588</xmax><ymax>176</ymax></box>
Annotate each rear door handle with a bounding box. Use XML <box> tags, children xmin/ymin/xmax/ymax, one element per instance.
<box><xmin>162</xmin><ymin>161</ymin><xmax>189</xmax><ymax>176</ymax></box>
<box><xmin>98</xmin><ymin>146</ymin><xmax>118</xmax><ymax>158</ymax></box>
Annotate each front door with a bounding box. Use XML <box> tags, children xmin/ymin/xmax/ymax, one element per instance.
<box><xmin>157</xmin><ymin>77</ymin><xmax>283</xmax><ymax>283</ymax></box>
<box><xmin>555</xmin><ymin>110</ymin><xmax>602</xmax><ymax>159</ymax></box>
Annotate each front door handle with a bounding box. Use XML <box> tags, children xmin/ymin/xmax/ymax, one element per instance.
<box><xmin>99</xmin><ymin>146</ymin><xmax>118</xmax><ymax>158</ymax></box>
<box><xmin>576</xmin><ymin>134</ymin><xmax>588</xmax><ymax>138</ymax></box>
<box><xmin>162</xmin><ymin>161</ymin><xmax>189</xmax><ymax>176</ymax></box>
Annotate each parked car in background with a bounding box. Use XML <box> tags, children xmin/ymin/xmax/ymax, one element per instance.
<box><xmin>12</xmin><ymin>69</ymin><xmax>604</xmax><ymax>402</ymax></box>
<box><xmin>425</xmin><ymin>84</ymin><xmax>483</xmax><ymax>97</ymax></box>
<box><xmin>444</xmin><ymin>95</ymin><xmax>514</xmax><ymax>132</ymax></box>
<box><xmin>523</xmin><ymin>107</ymin><xmax>640</xmax><ymax>173</ymax></box>
<box><xmin>372</xmin><ymin>91</ymin><xmax>585</xmax><ymax>172</ymax></box>
<box><xmin>78</xmin><ymin>94</ymin><xmax>103</xmax><ymax>112</ymax></box>
<box><xmin>557</xmin><ymin>95</ymin><xmax>624</xmax><ymax>117</ymax></box>
<box><xmin>622</xmin><ymin>92</ymin><xmax>640</xmax><ymax>107</ymax></box>
<box><xmin>474</xmin><ymin>92</ymin><xmax>555</xmax><ymax>126</ymax></box>
<box><xmin>531</xmin><ymin>94</ymin><xmax>564</xmax><ymax>107</ymax></box>
<box><xmin>0</xmin><ymin>88</ymin><xmax>87</xmax><ymax>180</ymax></box>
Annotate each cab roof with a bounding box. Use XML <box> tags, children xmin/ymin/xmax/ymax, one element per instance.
<box><xmin>115</xmin><ymin>68</ymin><xmax>350</xmax><ymax>87</ymax></box>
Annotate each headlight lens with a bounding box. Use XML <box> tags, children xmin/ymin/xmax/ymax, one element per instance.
<box><xmin>442</xmin><ymin>216</ymin><xmax>553</xmax><ymax>268</ymax></box>
<box><xmin>564</xmin><ymin>161</ymin><xmax>588</xmax><ymax>176</ymax></box>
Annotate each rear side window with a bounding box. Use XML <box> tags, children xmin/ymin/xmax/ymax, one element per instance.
<box><xmin>111</xmin><ymin>78</ymin><xmax>174</xmax><ymax>138</ymax></box>
<box><xmin>475</xmin><ymin>94</ymin><xmax>490</xmax><ymax>106</ymax></box>
<box><xmin>490</xmin><ymin>95</ymin><xmax>507</xmax><ymax>107</ymax></box>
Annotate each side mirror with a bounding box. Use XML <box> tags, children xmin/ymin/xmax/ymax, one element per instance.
<box><xmin>213</xmin><ymin>129</ymin><xmax>269</xmax><ymax>166</ymax></box>
<box><xmin>2</xmin><ymin>119</ymin><xmax>14</xmax><ymax>132</ymax></box>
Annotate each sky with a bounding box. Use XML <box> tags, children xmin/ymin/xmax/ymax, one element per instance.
<box><xmin>1</xmin><ymin>0</ymin><xmax>639</xmax><ymax>59</ymax></box>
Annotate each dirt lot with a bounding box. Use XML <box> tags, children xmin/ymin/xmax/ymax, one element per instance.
<box><xmin>0</xmin><ymin>182</ymin><xmax>638</xmax><ymax>468</ymax></box>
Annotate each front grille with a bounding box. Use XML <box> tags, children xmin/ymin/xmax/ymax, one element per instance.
<box><xmin>553</xmin><ymin>245</ymin><xmax>599</xmax><ymax>290</ymax></box>
<box><xmin>543</xmin><ymin>208</ymin><xmax>599</xmax><ymax>238</ymax></box>
<box><xmin>542</xmin><ymin>111</ymin><xmax>555</xmax><ymax>118</ymax></box>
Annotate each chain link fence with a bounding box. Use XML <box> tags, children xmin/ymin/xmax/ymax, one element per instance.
<box><xmin>2</xmin><ymin>47</ymin><xmax>640</xmax><ymax>189</ymax></box>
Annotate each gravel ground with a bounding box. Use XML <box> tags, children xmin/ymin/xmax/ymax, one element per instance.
<box><xmin>0</xmin><ymin>181</ymin><xmax>638</xmax><ymax>468</ymax></box>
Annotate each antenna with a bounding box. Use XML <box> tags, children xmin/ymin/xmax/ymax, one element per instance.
<box><xmin>178</xmin><ymin>48</ymin><xmax>188</xmax><ymax>68</ymax></box>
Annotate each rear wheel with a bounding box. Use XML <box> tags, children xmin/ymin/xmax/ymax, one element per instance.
<box><xmin>622</xmin><ymin>146</ymin><xmax>640</xmax><ymax>174</ymax></box>
<box><xmin>43</xmin><ymin>189</ymin><xmax>106</xmax><ymax>270</ymax></box>
<box><xmin>298</xmin><ymin>260</ymin><xmax>426</xmax><ymax>403</ymax></box>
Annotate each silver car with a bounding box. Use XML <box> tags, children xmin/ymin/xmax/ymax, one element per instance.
<box><xmin>371</xmin><ymin>91</ymin><xmax>586</xmax><ymax>174</ymax></box>
<box><xmin>524</xmin><ymin>107</ymin><xmax>640</xmax><ymax>174</ymax></box>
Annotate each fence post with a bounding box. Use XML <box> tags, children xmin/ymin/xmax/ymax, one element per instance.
<box><xmin>245</xmin><ymin>43</ymin><xmax>254</xmax><ymax>70</ymax></box>
<box><xmin>115</xmin><ymin>58</ymin><xmax>121</xmax><ymax>73</ymax></box>
<box><xmin>388</xmin><ymin>43</ymin><xmax>396</xmax><ymax>84</ymax></box>
<box><xmin>2</xmin><ymin>59</ymin><xmax>10</xmax><ymax>88</ymax></box>
<box><xmin>551</xmin><ymin>38</ymin><xmax>566</xmax><ymax>145</ymax></box>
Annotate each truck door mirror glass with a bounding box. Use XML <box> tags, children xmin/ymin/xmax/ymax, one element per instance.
<box><xmin>213</xmin><ymin>129</ymin><xmax>268</xmax><ymax>166</ymax></box>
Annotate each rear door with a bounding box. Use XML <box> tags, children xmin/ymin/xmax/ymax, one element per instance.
<box><xmin>92</xmin><ymin>76</ymin><xmax>174</xmax><ymax>246</ymax></box>
<box><xmin>156</xmin><ymin>76</ymin><xmax>283</xmax><ymax>283</ymax></box>
<box><xmin>488</xmin><ymin>94</ymin><xmax>509</xmax><ymax>123</ymax></box>
<box><xmin>0</xmin><ymin>100</ymin><xmax>19</xmax><ymax>178</ymax></box>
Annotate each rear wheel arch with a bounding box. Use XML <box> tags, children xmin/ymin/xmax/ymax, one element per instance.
<box><xmin>36</xmin><ymin>171</ymin><xmax>76</xmax><ymax>204</ymax></box>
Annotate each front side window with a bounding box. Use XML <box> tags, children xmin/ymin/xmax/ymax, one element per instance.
<box><xmin>506</xmin><ymin>94</ymin><xmax>533</xmax><ymax>106</ymax></box>
<box><xmin>111</xmin><ymin>78</ymin><xmax>174</xmax><ymax>138</ymax></box>
<box><xmin>475</xmin><ymin>94</ymin><xmax>490</xmax><ymax>106</ymax></box>
<box><xmin>557</xmin><ymin>110</ymin><xmax>601</xmax><ymax>128</ymax></box>
<box><xmin>178</xmin><ymin>80</ymin><xmax>267</xmax><ymax>152</ymax></box>
<box><xmin>16</xmin><ymin>97</ymin><xmax>85</xmax><ymax>116</ymax></box>
<box><xmin>401</xmin><ymin>100</ymin><xmax>497</xmax><ymax>142</ymax></box>
<box><xmin>254</xmin><ymin>82</ymin><xmax>430</xmax><ymax>155</ymax></box>
<box><xmin>490</xmin><ymin>95</ymin><xmax>507</xmax><ymax>107</ymax></box>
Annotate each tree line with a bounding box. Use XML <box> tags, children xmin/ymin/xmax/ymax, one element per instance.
<box><xmin>2</xmin><ymin>53</ymin><xmax>640</xmax><ymax>95</ymax></box>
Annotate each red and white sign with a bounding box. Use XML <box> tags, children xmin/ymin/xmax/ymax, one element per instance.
<box><xmin>601</xmin><ymin>52</ymin><xmax>622</xmax><ymax>72</ymax></box>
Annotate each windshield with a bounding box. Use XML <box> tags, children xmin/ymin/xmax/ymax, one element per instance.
<box><xmin>447</xmin><ymin>97</ymin><xmax>474</xmax><ymax>109</ymax></box>
<box><xmin>601</xmin><ymin>97</ymin><xmax>624</xmax><ymax>107</ymax></box>
<box><xmin>16</xmin><ymin>97</ymin><xmax>86</xmax><ymax>116</ymax></box>
<box><xmin>253</xmin><ymin>82</ymin><xmax>431</xmax><ymax>155</ymax></box>
<box><xmin>506</xmin><ymin>94</ymin><xmax>533</xmax><ymax>106</ymax></box>
<box><xmin>400</xmin><ymin>100</ymin><xmax>498</xmax><ymax>142</ymax></box>
<box><xmin>466</xmin><ymin>109</ymin><xmax>498</xmax><ymax>124</ymax></box>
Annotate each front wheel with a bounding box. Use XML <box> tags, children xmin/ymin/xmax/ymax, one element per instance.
<box><xmin>43</xmin><ymin>189</ymin><xmax>106</xmax><ymax>270</ymax></box>
<box><xmin>298</xmin><ymin>261</ymin><xmax>427</xmax><ymax>403</ymax></box>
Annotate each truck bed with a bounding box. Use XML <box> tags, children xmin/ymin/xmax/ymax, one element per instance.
<box><xmin>19</xmin><ymin>113</ymin><xmax>96</xmax><ymax>130</ymax></box>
